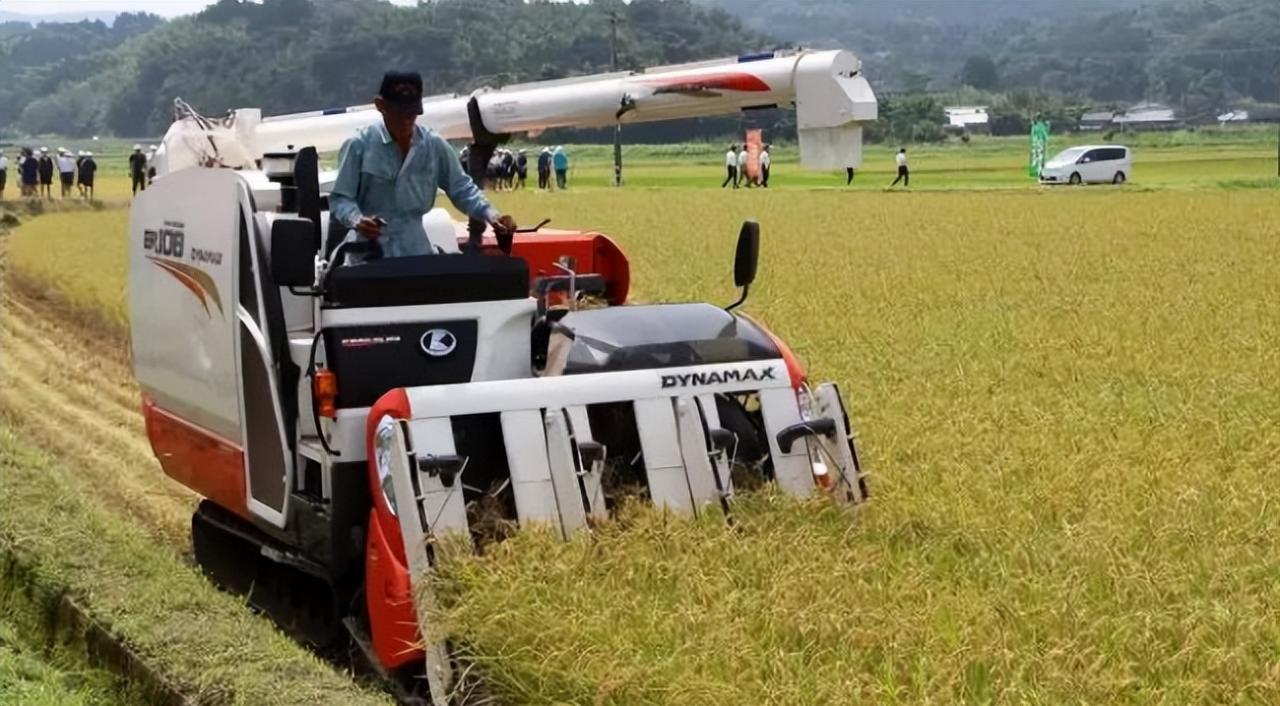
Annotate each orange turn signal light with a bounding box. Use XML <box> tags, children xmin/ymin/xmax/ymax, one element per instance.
<box><xmin>314</xmin><ymin>368</ymin><xmax>338</xmax><ymax>419</ymax></box>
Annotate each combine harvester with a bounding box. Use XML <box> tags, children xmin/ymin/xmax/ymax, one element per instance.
<box><xmin>130</xmin><ymin>49</ymin><xmax>876</xmax><ymax>703</ymax></box>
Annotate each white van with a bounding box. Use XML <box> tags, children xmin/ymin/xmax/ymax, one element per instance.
<box><xmin>1039</xmin><ymin>145</ymin><xmax>1131</xmax><ymax>185</ymax></box>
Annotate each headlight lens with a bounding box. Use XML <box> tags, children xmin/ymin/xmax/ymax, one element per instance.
<box><xmin>374</xmin><ymin>415</ymin><xmax>398</xmax><ymax>517</ymax></box>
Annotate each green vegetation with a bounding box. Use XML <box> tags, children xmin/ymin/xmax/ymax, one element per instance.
<box><xmin>497</xmin><ymin>133</ymin><xmax>1279</xmax><ymax>191</ymax></box>
<box><xmin>709</xmin><ymin>0</ymin><xmax>1280</xmax><ymax>114</ymax></box>
<box><xmin>0</xmin><ymin>424</ymin><xmax>391</xmax><ymax>705</ymax></box>
<box><xmin>5</xmin><ymin>131</ymin><xmax>1272</xmax><ymax>214</ymax></box>
<box><xmin>3</xmin><ymin>0</ymin><xmax>762</xmax><ymax>138</ymax></box>
<box><xmin>0</xmin><ymin>618</ymin><xmax>125</xmax><ymax>706</ymax></box>
<box><xmin>4</xmin><ymin>0</ymin><xmax>1278</xmax><ymax>142</ymax></box>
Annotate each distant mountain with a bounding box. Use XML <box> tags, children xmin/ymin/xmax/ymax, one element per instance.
<box><xmin>0</xmin><ymin>0</ymin><xmax>767</xmax><ymax>138</ymax></box>
<box><xmin>701</xmin><ymin>0</ymin><xmax>1160</xmax><ymax>89</ymax></box>
<box><xmin>0</xmin><ymin>11</ymin><xmax>120</xmax><ymax>25</ymax></box>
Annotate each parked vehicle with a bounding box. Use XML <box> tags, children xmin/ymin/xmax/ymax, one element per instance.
<box><xmin>1040</xmin><ymin>145</ymin><xmax>1131</xmax><ymax>185</ymax></box>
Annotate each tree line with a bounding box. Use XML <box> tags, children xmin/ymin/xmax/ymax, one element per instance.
<box><xmin>707</xmin><ymin>0</ymin><xmax>1280</xmax><ymax>119</ymax></box>
<box><xmin>1</xmin><ymin>0</ymin><xmax>767</xmax><ymax>140</ymax></box>
<box><xmin>2</xmin><ymin>0</ymin><xmax>1275</xmax><ymax>143</ymax></box>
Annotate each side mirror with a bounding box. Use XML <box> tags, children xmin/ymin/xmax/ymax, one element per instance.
<box><xmin>734</xmin><ymin>220</ymin><xmax>760</xmax><ymax>287</ymax></box>
<box><xmin>727</xmin><ymin>220</ymin><xmax>760</xmax><ymax>311</ymax></box>
<box><xmin>271</xmin><ymin>217</ymin><xmax>319</xmax><ymax>288</ymax></box>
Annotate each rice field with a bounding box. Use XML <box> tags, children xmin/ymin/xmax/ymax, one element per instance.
<box><xmin>443</xmin><ymin>187</ymin><xmax>1280</xmax><ymax>704</ymax></box>
<box><xmin>2</xmin><ymin>138</ymin><xmax>1278</xmax><ymax>703</ymax></box>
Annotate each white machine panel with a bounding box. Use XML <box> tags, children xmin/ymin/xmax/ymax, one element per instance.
<box><xmin>129</xmin><ymin>168</ymin><xmax>246</xmax><ymax>441</ymax></box>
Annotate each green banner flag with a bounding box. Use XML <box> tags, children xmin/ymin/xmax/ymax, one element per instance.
<box><xmin>1029</xmin><ymin>119</ymin><xmax>1050</xmax><ymax>177</ymax></box>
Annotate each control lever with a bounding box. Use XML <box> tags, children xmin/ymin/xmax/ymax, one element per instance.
<box><xmin>707</xmin><ymin>428</ymin><xmax>736</xmax><ymax>454</ymax></box>
<box><xmin>775</xmin><ymin>418</ymin><xmax>838</xmax><ymax>454</ymax></box>
<box><xmin>418</xmin><ymin>454</ymin><xmax>467</xmax><ymax>489</ymax></box>
<box><xmin>576</xmin><ymin>441</ymin><xmax>606</xmax><ymax>474</ymax></box>
<box><xmin>516</xmin><ymin>218</ymin><xmax>552</xmax><ymax>233</ymax></box>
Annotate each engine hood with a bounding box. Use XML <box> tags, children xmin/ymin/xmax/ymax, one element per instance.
<box><xmin>544</xmin><ymin>303</ymin><xmax>782</xmax><ymax>376</ymax></box>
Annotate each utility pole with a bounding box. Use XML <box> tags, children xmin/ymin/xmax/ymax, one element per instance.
<box><xmin>609</xmin><ymin>11</ymin><xmax>623</xmax><ymax>187</ymax></box>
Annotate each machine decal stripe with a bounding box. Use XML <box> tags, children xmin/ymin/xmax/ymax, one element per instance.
<box><xmin>147</xmin><ymin>257</ymin><xmax>224</xmax><ymax>317</ymax></box>
<box><xmin>643</xmin><ymin>72</ymin><xmax>771</xmax><ymax>96</ymax></box>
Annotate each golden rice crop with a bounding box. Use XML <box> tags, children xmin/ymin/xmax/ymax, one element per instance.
<box><xmin>443</xmin><ymin>187</ymin><xmax>1280</xmax><ymax>704</ymax></box>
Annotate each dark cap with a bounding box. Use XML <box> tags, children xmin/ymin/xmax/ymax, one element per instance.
<box><xmin>378</xmin><ymin>70</ymin><xmax>424</xmax><ymax>115</ymax></box>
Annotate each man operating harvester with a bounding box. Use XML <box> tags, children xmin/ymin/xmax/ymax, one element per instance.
<box><xmin>330</xmin><ymin>70</ymin><xmax>516</xmax><ymax>258</ymax></box>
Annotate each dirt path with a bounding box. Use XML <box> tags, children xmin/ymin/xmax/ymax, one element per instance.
<box><xmin>0</xmin><ymin>280</ymin><xmax>194</xmax><ymax>551</ymax></box>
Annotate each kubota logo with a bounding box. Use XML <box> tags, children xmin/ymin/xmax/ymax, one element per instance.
<box><xmin>419</xmin><ymin>329</ymin><xmax>457</xmax><ymax>358</ymax></box>
<box><xmin>661</xmin><ymin>367</ymin><xmax>776</xmax><ymax>389</ymax></box>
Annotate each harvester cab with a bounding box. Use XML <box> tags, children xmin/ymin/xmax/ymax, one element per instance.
<box><xmin>130</xmin><ymin>48</ymin><xmax>875</xmax><ymax>702</ymax></box>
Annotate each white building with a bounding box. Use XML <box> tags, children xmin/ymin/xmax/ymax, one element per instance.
<box><xmin>943</xmin><ymin>105</ymin><xmax>990</xmax><ymax>134</ymax></box>
<box><xmin>1114</xmin><ymin>102</ymin><xmax>1178</xmax><ymax>130</ymax></box>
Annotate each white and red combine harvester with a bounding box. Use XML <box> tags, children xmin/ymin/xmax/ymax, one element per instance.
<box><xmin>130</xmin><ymin>49</ymin><xmax>875</xmax><ymax>703</ymax></box>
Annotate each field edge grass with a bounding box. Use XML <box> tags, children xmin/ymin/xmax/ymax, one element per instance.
<box><xmin>0</xmin><ymin>423</ymin><xmax>392</xmax><ymax>706</ymax></box>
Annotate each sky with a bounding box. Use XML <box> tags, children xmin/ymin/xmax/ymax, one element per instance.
<box><xmin>0</xmin><ymin>0</ymin><xmax>419</xmax><ymax>19</ymax></box>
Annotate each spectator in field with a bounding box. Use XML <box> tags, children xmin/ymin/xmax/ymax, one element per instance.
<box><xmin>760</xmin><ymin>145</ymin><xmax>771</xmax><ymax>188</ymax></box>
<box><xmin>889</xmin><ymin>147</ymin><xmax>909</xmax><ymax>188</ymax></box>
<box><xmin>129</xmin><ymin>145</ymin><xmax>147</xmax><ymax>195</ymax></box>
<box><xmin>515</xmin><ymin>149</ymin><xmax>528</xmax><ymax>190</ymax></box>
<box><xmin>846</xmin><ymin>167</ymin><xmax>855</xmax><ymax>185</ymax></box>
<box><xmin>78</xmin><ymin>151</ymin><xmax>97</xmax><ymax>200</ymax></box>
<box><xmin>486</xmin><ymin>151</ymin><xmax>502</xmax><ymax>189</ymax></box>
<box><xmin>537</xmin><ymin>147</ymin><xmax>551</xmax><ymax>190</ymax></box>
<box><xmin>738</xmin><ymin>144</ymin><xmax>752</xmax><ymax>188</ymax></box>
<box><xmin>37</xmin><ymin>148</ymin><xmax>55</xmax><ymax>199</ymax></box>
<box><xmin>553</xmin><ymin>146</ymin><xmax>568</xmax><ymax>189</ymax></box>
<box><xmin>75</xmin><ymin>151</ymin><xmax>87</xmax><ymax>197</ymax></box>
<box><xmin>147</xmin><ymin>146</ymin><xmax>158</xmax><ymax>185</ymax></box>
<box><xmin>721</xmin><ymin>144</ymin><xmax>738</xmax><ymax>188</ymax></box>
<box><xmin>501</xmin><ymin>149</ymin><xmax>516</xmax><ymax>190</ymax></box>
<box><xmin>57</xmin><ymin>148</ymin><xmax>76</xmax><ymax>198</ymax></box>
<box><xmin>458</xmin><ymin>145</ymin><xmax>470</xmax><ymax>174</ymax></box>
<box><xmin>20</xmin><ymin>149</ymin><xmax>38</xmax><ymax>197</ymax></box>
<box><xmin>0</xmin><ymin>150</ymin><xmax>7</xmax><ymax>200</ymax></box>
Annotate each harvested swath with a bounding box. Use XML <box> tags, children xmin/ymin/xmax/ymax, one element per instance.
<box><xmin>0</xmin><ymin>288</ymin><xmax>191</xmax><ymax>548</ymax></box>
<box><xmin>0</xmin><ymin>430</ymin><xmax>392</xmax><ymax>705</ymax></box>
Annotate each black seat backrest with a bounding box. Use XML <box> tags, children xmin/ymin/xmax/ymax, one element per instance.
<box><xmin>324</xmin><ymin>254</ymin><xmax>530</xmax><ymax>308</ymax></box>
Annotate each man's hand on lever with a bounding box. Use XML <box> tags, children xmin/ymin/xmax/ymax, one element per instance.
<box><xmin>492</xmin><ymin>213</ymin><xmax>517</xmax><ymax>254</ymax></box>
<box><xmin>355</xmin><ymin>216</ymin><xmax>385</xmax><ymax>239</ymax></box>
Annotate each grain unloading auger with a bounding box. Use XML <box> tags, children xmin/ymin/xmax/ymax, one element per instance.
<box><xmin>131</xmin><ymin>49</ymin><xmax>875</xmax><ymax>704</ymax></box>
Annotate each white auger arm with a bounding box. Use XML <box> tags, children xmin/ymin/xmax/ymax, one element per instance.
<box><xmin>159</xmin><ymin>49</ymin><xmax>876</xmax><ymax>175</ymax></box>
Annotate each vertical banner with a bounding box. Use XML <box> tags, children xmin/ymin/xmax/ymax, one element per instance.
<box><xmin>1029</xmin><ymin>119</ymin><xmax>1050</xmax><ymax>177</ymax></box>
<box><xmin>745</xmin><ymin>129</ymin><xmax>763</xmax><ymax>185</ymax></box>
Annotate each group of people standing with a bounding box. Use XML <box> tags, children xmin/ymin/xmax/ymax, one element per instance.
<box><xmin>465</xmin><ymin>146</ymin><xmax>527</xmax><ymax>191</ymax></box>
<box><xmin>537</xmin><ymin>146</ymin><xmax>569</xmax><ymax>190</ymax></box>
<box><xmin>456</xmin><ymin>144</ymin><xmax>570</xmax><ymax>191</ymax></box>
<box><xmin>720</xmin><ymin>145</ymin><xmax>911</xmax><ymax>189</ymax></box>
<box><xmin>0</xmin><ymin>146</ymin><xmax>97</xmax><ymax>201</ymax></box>
<box><xmin>721</xmin><ymin>143</ymin><xmax>771</xmax><ymax>189</ymax></box>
